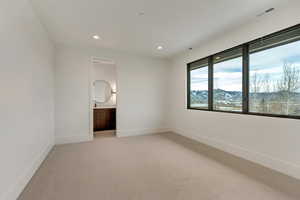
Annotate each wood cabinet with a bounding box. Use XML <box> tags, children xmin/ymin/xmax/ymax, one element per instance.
<box><xmin>93</xmin><ymin>108</ymin><xmax>116</xmax><ymax>131</ymax></box>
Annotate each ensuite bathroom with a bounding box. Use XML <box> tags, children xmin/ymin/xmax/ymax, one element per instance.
<box><xmin>92</xmin><ymin>59</ymin><xmax>117</xmax><ymax>137</ymax></box>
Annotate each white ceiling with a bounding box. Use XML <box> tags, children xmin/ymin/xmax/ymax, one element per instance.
<box><xmin>30</xmin><ymin>0</ymin><xmax>288</xmax><ymax>58</ymax></box>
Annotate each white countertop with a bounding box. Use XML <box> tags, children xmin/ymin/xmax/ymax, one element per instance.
<box><xmin>94</xmin><ymin>106</ymin><xmax>116</xmax><ymax>109</ymax></box>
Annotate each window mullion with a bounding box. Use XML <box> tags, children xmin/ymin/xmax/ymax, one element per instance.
<box><xmin>187</xmin><ymin>64</ymin><xmax>191</xmax><ymax>109</ymax></box>
<box><xmin>242</xmin><ymin>44</ymin><xmax>249</xmax><ymax>113</ymax></box>
<box><xmin>208</xmin><ymin>56</ymin><xmax>213</xmax><ymax>111</ymax></box>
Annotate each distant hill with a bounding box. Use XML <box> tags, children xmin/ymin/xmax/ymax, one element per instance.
<box><xmin>191</xmin><ymin>89</ymin><xmax>242</xmax><ymax>103</ymax></box>
<box><xmin>191</xmin><ymin>89</ymin><xmax>300</xmax><ymax>104</ymax></box>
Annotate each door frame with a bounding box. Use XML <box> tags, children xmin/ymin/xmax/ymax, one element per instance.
<box><xmin>89</xmin><ymin>57</ymin><xmax>118</xmax><ymax>139</ymax></box>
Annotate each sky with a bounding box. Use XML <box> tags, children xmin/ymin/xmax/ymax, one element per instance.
<box><xmin>191</xmin><ymin>40</ymin><xmax>300</xmax><ymax>92</ymax></box>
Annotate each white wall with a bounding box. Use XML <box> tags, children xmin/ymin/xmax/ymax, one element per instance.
<box><xmin>55</xmin><ymin>45</ymin><xmax>169</xmax><ymax>143</ymax></box>
<box><xmin>0</xmin><ymin>0</ymin><xmax>55</xmax><ymax>199</ymax></box>
<box><xmin>168</xmin><ymin>2</ymin><xmax>300</xmax><ymax>179</ymax></box>
<box><xmin>93</xmin><ymin>63</ymin><xmax>117</xmax><ymax>107</ymax></box>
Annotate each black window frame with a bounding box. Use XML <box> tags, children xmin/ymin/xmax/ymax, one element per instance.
<box><xmin>187</xmin><ymin>58</ymin><xmax>210</xmax><ymax>110</ymax></box>
<box><xmin>212</xmin><ymin>46</ymin><xmax>244</xmax><ymax>112</ymax></box>
<box><xmin>187</xmin><ymin>24</ymin><xmax>300</xmax><ymax>120</ymax></box>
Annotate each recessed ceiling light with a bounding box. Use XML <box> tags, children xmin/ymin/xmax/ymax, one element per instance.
<box><xmin>216</xmin><ymin>56</ymin><xmax>221</xmax><ymax>60</ymax></box>
<box><xmin>93</xmin><ymin>35</ymin><xmax>100</xmax><ymax>40</ymax></box>
<box><xmin>157</xmin><ymin>46</ymin><xmax>163</xmax><ymax>50</ymax></box>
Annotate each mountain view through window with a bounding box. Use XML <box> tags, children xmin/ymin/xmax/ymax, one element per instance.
<box><xmin>188</xmin><ymin>25</ymin><xmax>300</xmax><ymax>118</ymax></box>
<box><xmin>190</xmin><ymin>66</ymin><xmax>209</xmax><ymax>109</ymax></box>
<box><xmin>249</xmin><ymin>40</ymin><xmax>300</xmax><ymax>116</ymax></box>
<box><xmin>213</xmin><ymin>49</ymin><xmax>243</xmax><ymax>112</ymax></box>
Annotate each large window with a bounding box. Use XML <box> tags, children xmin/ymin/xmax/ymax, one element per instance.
<box><xmin>188</xmin><ymin>58</ymin><xmax>209</xmax><ymax>109</ymax></box>
<box><xmin>249</xmin><ymin>37</ymin><xmax>300</xmax><ymax>116</ymax></box>
<box><xmin>213</xmin><ymin>48</ymin><xmax>243</xmax><ymax>112</ymax></box>
<box><xmin>187</xmin><ymin>24</ymin><xmax>300</xmax><ymax>119</ymax></box>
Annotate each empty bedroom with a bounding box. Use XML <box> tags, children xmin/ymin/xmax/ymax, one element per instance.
<box><xmin>1</xmin><ymin>0</ymin><xmax>300</xmax><ymax>199</ymax></box>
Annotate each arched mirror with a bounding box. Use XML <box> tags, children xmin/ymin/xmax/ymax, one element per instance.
<box><xmin>94</xmin><ymin>80</ymin><xmax>112</xmax><ymax>103</ymax></box>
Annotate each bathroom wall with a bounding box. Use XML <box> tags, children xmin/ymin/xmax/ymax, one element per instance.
<box><xmin>55</xmin><ymin>44</ymin><xmax>170</xmax><ymax>142</ymax></box>
<box><xmin>93</xmin><ymin>63</ymin><xmax>117</xmax><ymax>107</ymax></box>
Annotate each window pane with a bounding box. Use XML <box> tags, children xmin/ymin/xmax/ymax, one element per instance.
<box><xmin>190</xmin><ymin>64</ymin><xmax>209</xmax><ymax>109</ymax></box>
<box><xmin>213</xmin><ymin>48</ymin><xmax>243</xmax><ymax>112</ymax></box>
<box><xmin>249</xmin><ymin>40</ymin><xmax>300</xmax><ymax>116</ymax></box>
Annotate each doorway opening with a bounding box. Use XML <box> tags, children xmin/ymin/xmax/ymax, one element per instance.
<box><xmin>90</xmin><ymin>58</ymin><xmax>117</xmax><ymax>138</ymax></box>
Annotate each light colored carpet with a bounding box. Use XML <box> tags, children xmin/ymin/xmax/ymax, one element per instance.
<box><xmin>18</xmin><ymin>132</ymin><xmax>300</xmax><ymax>200</ymax></box>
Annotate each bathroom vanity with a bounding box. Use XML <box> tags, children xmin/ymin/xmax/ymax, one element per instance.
<box><xmin>93</xmin><ymin>107</ymin><xmax>116</xmax><ymax>131</ymax></box>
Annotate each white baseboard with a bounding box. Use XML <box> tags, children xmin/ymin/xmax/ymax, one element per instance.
<box><xmin>1</xmin><ymin>142</ymin><xmax>54</xmax><ymax>200</ymax></box>
<box><xmin>171</xmin><ymin>128</ymin><xmax>300</xmax><ymax>180</ymax></box>
<box><xmin>55</xmin><ymin>134</ymin><xmax>93</xmax><ymax>145</ymax></box>
<box><xmin>117</xmin><ymin>128</ymin><xmax>171</xmax><ymax>137</ymax></box>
